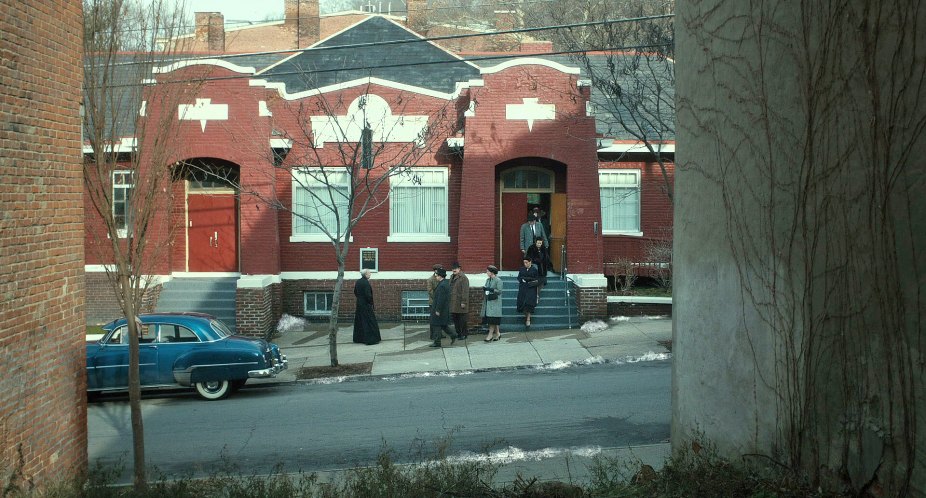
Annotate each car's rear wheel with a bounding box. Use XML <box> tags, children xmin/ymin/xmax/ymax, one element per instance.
<box><xmin>194</xmin><ymin>380</ymin><xmax>230</xmax><ymax>400</ymax></box>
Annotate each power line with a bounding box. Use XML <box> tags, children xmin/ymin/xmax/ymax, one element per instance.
<box><xmin>101</xmin><ymin>13</ymin><xmax>673</xmax><ymax>69</ymax></box>
<box><xmin>94</xmin><ymin>40</ymin><xmax>672</xmax><ymax>91</ymax></box>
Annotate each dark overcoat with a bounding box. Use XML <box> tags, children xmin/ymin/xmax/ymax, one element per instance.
<box><xmin>430</xmin><ymin>279</ymin><xmax>451</xmax><ymax>326</ymax></box>
<box><xmin>352</xmin><ymin>276</ymin><xmax>381</xmax><ymax>344</ymax></box>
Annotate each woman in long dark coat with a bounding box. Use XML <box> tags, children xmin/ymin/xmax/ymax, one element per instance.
<box><xmin>353</xmin><ymin>269</ymin><xmax>381</xmax><ymax>345</ymax></box>
<box><xmin>516</xmin><ymin>256</ymin><xmax>540</xmax><ymax>328</ymax></box>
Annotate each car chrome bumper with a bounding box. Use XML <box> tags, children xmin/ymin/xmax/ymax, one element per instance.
<box><xmin>248</xmin><ymin>354</ymin><xmax>288</xmax><ymax>378</ymax></box>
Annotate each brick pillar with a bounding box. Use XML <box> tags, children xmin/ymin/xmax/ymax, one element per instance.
<box><xmin>236</xmin><ymin>276</ymin><xmax>282</xmax><ymax>338</ymax></box>
<box><xmin>575</xmin><ymin>284</ymin><xmax>607</xmax><ymax>322</ymax></box>
<box><xmin>297</xmin><ymin>0</ymin><xmax>320</xmax><ymax>48</ymax></box>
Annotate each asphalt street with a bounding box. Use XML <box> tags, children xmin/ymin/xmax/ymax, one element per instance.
<box><xmin>88</xmin><ymin>360</ymin><xmax>671</xmax><ymax>485</ymax></box>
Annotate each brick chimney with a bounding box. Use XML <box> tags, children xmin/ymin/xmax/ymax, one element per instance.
<box><xmin>285</xmin><ymin>0</ymin><xmax>320</xmax><ymax>47</ymax></box>
<box><xmin>195</xmin><ymin>12</ymin><xmax>225</xmax><ymax>51</ymax></box>
<box><xmin>207</xmin><ymin>13</ymin><xmax>225</xmax><ymax>51</ymax></box>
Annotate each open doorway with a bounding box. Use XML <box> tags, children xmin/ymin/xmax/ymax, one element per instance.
<box><xmin>498</xmin><ymin>166</ymin><xmax>565</xmax><ymax>271</ymax></box>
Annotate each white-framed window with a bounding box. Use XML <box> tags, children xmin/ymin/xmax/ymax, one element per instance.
<box><xmin>291</xmin><ymin>168</ymin><xmax>351</xmax><ymax>242</ymax></box>
<box><xmin>112</xmin><ymin>170</ymin><xmax>134</xmax><ymax>238</ymax></box>
<box><xmin>599</xmin><ymin>170</ymin><xmax>642</xmax><ymax>235</ymax></box>
<box><xmin>387</xmin><ymin>167</ymin><xmax>450</xmax><ymax>242</ymax></box>
<box><xmin>304</xmin><ymin>292</ymin><xmax>334</xmax><ymax>316</ymax></box>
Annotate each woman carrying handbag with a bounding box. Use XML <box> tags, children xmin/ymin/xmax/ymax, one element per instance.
<box><xmin>481</xmin><ymin>265</ymin><xmax>503</xmax><ymax>342</ymax></box>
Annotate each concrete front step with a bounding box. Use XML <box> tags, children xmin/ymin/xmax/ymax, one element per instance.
<box><xmin>155</xmin><ymin>278</ymin><xmax>237</xmax><ymax>332</ymax></box>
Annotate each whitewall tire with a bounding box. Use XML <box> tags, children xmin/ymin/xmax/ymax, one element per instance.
<box><xmin>194</xmin><ymin>380</ymin><xmax>230</xmax><ymax>400</ymax></box>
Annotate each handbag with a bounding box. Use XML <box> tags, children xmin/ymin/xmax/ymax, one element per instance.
<box><xmin>484</xmin><ymin>287</ymin><xmax>498</xmax><ymax>300</ymax></box>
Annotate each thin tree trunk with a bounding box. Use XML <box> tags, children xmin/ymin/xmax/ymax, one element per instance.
<box><xmin>120</xmin><ymin>271</ymin><xmax>146</xmax><ymax>490</ymax></box>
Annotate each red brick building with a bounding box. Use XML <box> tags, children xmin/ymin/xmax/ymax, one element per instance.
<box><xmin>84</xmin><ymin>13</ymin><xmax>674</xmax><ymax>336</ymax></box>
<box><xmin>1</xmin><ymin>0</ymin><xmax>87</xmax><ymax>489</ymax></box>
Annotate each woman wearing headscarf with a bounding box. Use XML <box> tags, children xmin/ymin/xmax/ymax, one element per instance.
<box><xmin>481</xmin><ymin>265</ymin><xmax>503</xmax><ymax>341</ymax></box>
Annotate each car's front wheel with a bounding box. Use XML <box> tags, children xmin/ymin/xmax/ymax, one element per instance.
<box><xmin>194</xmin><ymin>380</ymin><xmax>230</xmax><ymax>400</ymax></box>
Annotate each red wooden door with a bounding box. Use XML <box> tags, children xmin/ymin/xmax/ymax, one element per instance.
<box><xmin>501</xmin><ymin>193</ymin><xmax>528</xmax><ymax>270</ymax></box>
<box><xmin>188</xmin><ymin>194</ymin><xmax>238</xmax><ymax>272</ymax></box>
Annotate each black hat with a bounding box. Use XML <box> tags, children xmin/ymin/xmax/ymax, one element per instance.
<box><xmin>487</xmin><ymin>265</ymin><xmax>499</xmax><ymax>274</ymax></box>
<box><xmin>436</xmin><ymin>268</ymin><xmax>447</xmax><ymax>278</ymax></box>
<box><xmin>451</xmin><ymin>261</ymin><xmax>461</xmax><ymax>269</ymax></box>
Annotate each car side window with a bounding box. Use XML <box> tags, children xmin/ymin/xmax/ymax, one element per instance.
<box><xmin>158</xmin><ymin>324</ymin><xmax>200</xmax><ymax>343</ymax></box>
<box><xmin>107</xmin><ymin>324</ymin><xmax>156</xmax><ymax>344</ymax></box>
<box><xmin>107</xmin><ymin>327</ymin><xmax>125</xmax><ymax>345</ymax></box>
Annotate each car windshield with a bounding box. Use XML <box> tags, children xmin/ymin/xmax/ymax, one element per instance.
<box><xmin>210</xmin><ymin>319</ymin><xmax>232</xmax><ymax>338</ymax></box>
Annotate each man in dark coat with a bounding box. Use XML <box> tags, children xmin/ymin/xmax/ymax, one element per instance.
<box><xmin>449</xmin><ymin>262</ymin><xmax>470</xmax><ymax>339</ymax></box>
<box><xmin>353</xmin><ymin>269</ymin><xmax>381</xmax><ymax>345</ymax></box>
<box><xmin>429</xmin><ymin>268</ymin><xmax>458</xmax><ymax>347</ymax></box>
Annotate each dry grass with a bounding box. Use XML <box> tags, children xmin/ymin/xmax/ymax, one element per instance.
<box><xmin>295</xmin><ymin>362</ymin><xmax>372</xmax><ymax>380</ymax></box>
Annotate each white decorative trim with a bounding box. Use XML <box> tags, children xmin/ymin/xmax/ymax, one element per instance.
<box><xmin>569</xmin><ymin>273</ymin><xmax>608</xmax><ymax>288</ymax></box>
<box><xmin>281</xmin><ymin>271</ymin><xmax>434</xmax><ymax>280</ymax></box>
<box><xmin>386</xmin><ymin>234</ymin><xmax>451</xmax><ymax>243</ymax></box>
<box><xmin>464</xmin><ymin>99</ymin><xmax>477</xmax><ymax>117</ymax></box>
<box><xmin>607</xmin><ymin>295</ymin><xmax>673</xmax><ymax>304</ymax></box>
<box><xmin>140</xmin><ymin>79</ymin><xmax>157</xmax><ymax>85</ymax></box>
<box><xmin>258</xmin><ymin>101</ymin><xmax>272</xmax><ymax>117</ymax></box>
<box><xmin>577</xmin><ymin>79</ymin><xmax>592</xmax><ymax>87</ymax></box>
<box><xmin>178</xmin><ymin>98</ymin><xmax>228</xmax><ymax>132</ymax></box>
<box><xmin>506</xmin><ymin>97</ymin><xmax>555</xmax><ymax>132</ymax></box>
<box><xmin>270</xmin><ymin>138</ymin><xmax>293</xmax><ymax>149</ymax></box>
<box><xmin>603</xmin><ymin>231</ymin><xmax>644</xmax><ymax>237</ymax></box>
<box><xmin>85</xmin><ymin>264</ymin><xmax>115</xmax><ymax>272</ymax></box>
<box><xmin>290</xmin><ymin>234</ymin><xmax>354</xmax><ymax>243</ymax></box>
<box><xmin>139</xmin><ymin>101</ymin><xmax>147</xmax><ymax>116</ymax></box>
<box><xmin>256</xmin><ymin>76</ymin><xmax>456</xmax><ymax>102</ymax></box>
<box><xmin>446</xmin><ymin>137</ymin><xmax>464</xmax><ymax>148</ymax></box>
<box><xmin>153</xmin><ymin>59</ymin><xmax>256</xmax><ymax>75</ymax></box>
<box><xmin>237</xmin><ymin>274</ymin><xmax>282</xmax><ymax>289</ymax></box>
<box><xmin>597</xmin><ymin>142</ymin><xmax>676</xmax><ymax>153</ymax></box>
<box><xmin>82</xmin><ymin>137</ymin><xmax>137</xmax><ymax>154</ymax></box>
<box><xmin>170</xmin><ymin>272</ymin><xmax>241</xmax><ymax>278</ymax></box>
<box><xmin>480</xmin><ymin>57</ymin><xmax>581</xmax><ymax>75</ymax></box>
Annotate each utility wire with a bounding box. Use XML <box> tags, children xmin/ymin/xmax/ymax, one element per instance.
<box><xmin>99</xmin><ymin>14</ymin><xmax>674</xmax><ymax>68</ymax></box>
<box><xmin>94</xmin><ymin>41</ymin><xmax>672</xmax><ymax>91</ymax></box>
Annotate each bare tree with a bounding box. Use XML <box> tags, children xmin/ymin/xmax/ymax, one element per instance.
<box><xmin>526</xmin><ymin>1</ymin><xmax>675</xmax><ymax>201</ymax></box>
<box><xmin>82</xmin><ymin>0</ymin><xmax>202</xmax><ymax>489</ymax></box>
<box><xmin>199</xmin><ymin>80</ymin><xmax>457</xmax><ymax>366</ymax></box>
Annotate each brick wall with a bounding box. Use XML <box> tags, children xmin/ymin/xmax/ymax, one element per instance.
<box><xmin>84</xmin><ymin>274</ymin><xmax>161</xmax><ymax>325</ymax></box>
<box><xmin>600</xmin><ymin>159</ymin><xmax>674</xmax><ymax>266</ymax></box>
<box><xmin>236</xmin><ymin>283</ymin><xmax>280</xmax><ymax>338</ymax></box>
<box><xmin>576</xmin><ymin>287</ymin><xmax>607</xmax><ymax>322</ymax></box>
<box><xmin>0</xmin><ymin>0</ymin><xmax>87</xmax><ymax>489</ymax></box>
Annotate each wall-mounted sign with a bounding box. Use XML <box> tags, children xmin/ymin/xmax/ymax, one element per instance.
<box><xmin>360</xmin><ymin>247</ymin><xmax>378</xmax><ymax>272</ymax></box>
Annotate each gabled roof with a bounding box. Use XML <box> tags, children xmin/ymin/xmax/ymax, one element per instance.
<box><xmin>259</xmin><ymin>16</ymin><xmax>480</xmax><ymax>94</ymax></box>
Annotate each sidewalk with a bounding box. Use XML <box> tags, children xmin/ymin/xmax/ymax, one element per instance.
<box><xmin>255</xmin><ymin>316</ymin><xmax>672</xmax><ymax>383</ymax></box>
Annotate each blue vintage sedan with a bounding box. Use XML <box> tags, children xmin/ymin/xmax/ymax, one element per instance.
<box><xmin>86</xmin><ymin>312</ymin><xmax>287</xmax><ymax>400</ymax></box>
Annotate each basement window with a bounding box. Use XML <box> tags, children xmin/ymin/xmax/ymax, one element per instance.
<box><xmin>304</xmin><ymin>292</ymin><xmax>333</xmax><ymax>316</ymax></box>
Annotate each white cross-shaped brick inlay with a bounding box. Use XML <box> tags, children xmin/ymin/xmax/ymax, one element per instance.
<box><xmin>506</xmin><ymin>97</ymin><xmax>555</xmax><ymax>132</ymax></box>
<box><xmin>178</xmin><ymin>98</ymin><xmax>228</xmax><ymax>132</ymax></box>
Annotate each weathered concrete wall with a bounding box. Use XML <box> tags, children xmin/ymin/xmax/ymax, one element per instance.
<box><xmin>674</xmin><ymin>1</ymin><xmax>925</xmax><ymax>494</ymax></box>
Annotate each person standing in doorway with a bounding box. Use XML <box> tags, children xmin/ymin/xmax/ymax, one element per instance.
<box><xmin>449</xmin><ymin>262</ymin><xmax>470</xmax><ymax>339</ymax></box>
<box><xmin>520</xmin><ymin>215</ymin><xmax>548</xmax><ymax>257</ymax></box>
<box><xmin>352</xmin><ymin>269</ymin><xmax>381</xmax><ymax>345</ymax></box>
<box><xmin>516</xmin><ymin>256</ymin><xmax>540</xmax><ymax>328</ymax></box>
<box><xmin>526</xmin><ymin>236</ymin><xmax>551</xmax><ymax>296</ymax></box>
<box><xmin>481</xmin><ymin>265</ymin><xmax>503</xmax><ymax>341</ymax></box>
<box><xmin>429</xmin><ymin>268</ymin><xmax>458</xmax><ymax>347</ymax></box>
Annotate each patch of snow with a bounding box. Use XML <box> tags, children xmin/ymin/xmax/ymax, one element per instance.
<box><xmin>276</xmin><ymin>313</ymin><xmax>307</xmax><ymax>334</ymax></box>
<box><xmin>621</xmin><ymin>351</ymin><xmax>671</xmax><ymax>363</ymax></box>
<box><xmin>538</xmin><ymin>357</ymin><xmax>606</xmax><ymax>371</ymax></box>
<box><xmin>381</xmin><ymin>370</ymin><xmax>475</xmax><ymax>382</ymax></box>
<box><xmin>447</xmin><ymin>445</ymin><xmax>605</xmax><ymax>465</ymax></box>
<box><xmin>581</xmin><ymin>320</ymin><xmax>609</xmax><ymax>333</ymax></box>
<box><xmin>610</xmin><ymin>316</ymin><xmax>631</xmax><ymax>322</ymax></box>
